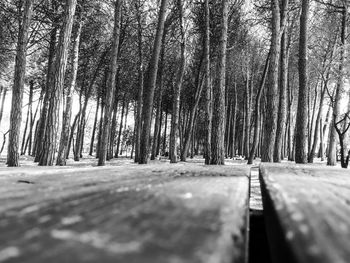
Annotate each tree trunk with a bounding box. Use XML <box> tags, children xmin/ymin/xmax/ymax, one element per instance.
<box><xmin>66</xmin><ymin>112</ymin><xmax>79</xmax><ymax>159</ymax></box>
<box><xmin>0</xmin><ymin>87</ymin><xmax>8</xmax><ymax>126</ymax></box>
<box><xmin>295</xmin><ymin>0</ymin><xmax>309</xmax><ymax>164</ymax></box>
<box><xmin>57</xmin><ymin>19</ymin><xmax>82</xmax><ymax>165</ymax></box>
<box><xmin>230</xmin><ymin>82</ymin><xmax>237</xmax><ymax>157</ymax></box>
<box><xmin>162</xmin><ymin>109</ymin><xmax>168</xmax><ymax>155</ymax></box>
<box><xmin>210</xmin><ymin>0</ymin><xmax>228</xmax><ymax>165</ymax></box>
<box><xmin>181</xmin><ymin>63</ymin><xmax>205</xmax><ymax>161</ymax></box>
<box><xmin>96</xmin><ymin>103</ymin><xmax>105</xmax><ymax>158</ymax></box>
<box><xmin>115</xmin><ymin>95</ymin><xmax>126</xmax><ymax>158</ymax></box>
<box><xmin>98</xmin><ymin>0</ymin><xmax>122</xmax><ymax>166</ymax></box>
<box><xmin>21</xmin><ymin>80</ymin><xmax>34</xmax><ymax>155</ymax></box>
<box><xmin>7</xmin><ymin>0</ymin><xmax>34</xmax><ymax>167</ymax></box>
<box><xmin>274</xmin><ymin>29</ymin><xmax>289</xmax><ymax>162</ymax></box>
<box><xmin>28</xmin><ymin>85</ymin><xmax>42</xmax><ymax>156</ymax></box>
<box><xmin>39</xmin><ymin>0</ymin><xmax>77</xmax><ymax>166</ymax></box>
<box><xmin>308</xmin><ymin>82</ymin><xmax>327</xmax><ymax>162</ymax></box>
<box><xmin>334</xmin><ymin>115</ymin><xmax>350</xmax><ymax>168</ymax></box>
<box><xmin>134</xmin><ymin>0</ymin><xmax>144</xmax><ymax>163</ymax></box>
<box><xmin>261</xmin><ymin>0</ymin><xmax>281</xmax><ymax>162</ymax></box>
<box><xmin>248</xmin><ymin>52</ymin><xmax>270</xmax><ymax>164</ymax></box>
<box><xmin>204</xmin><ymin>0</ymin><xmax>212</xmax><ymax>164</ymax></box>
<box><xmin>244</xmin><ymin>70</ymin><xmax>251</xmax><ymax>159</ymax></box>
<box><xmin>328</xmin><ymin>6</ymin><xmax>347</xmax><ymax>166</ymax></box>
<box><xmin>89</xmin><ymin>96</ymin><xmax>100</xmax><ymax>156</ymax></box>
<box><xmin>34</xmin><ymin>23</ymin><xmax>58</xmax><ymax>162</ymax></box>
<box><xmin>156</xmin><ymin>110</ymin><xmax>163</xmax><ymax>156</ymax></box>
<box><xmin>169</xmin><ymin>0</ymin><xmax>186</xmax><ymax>164</ymax></box>
<box><xmin>151</xmin><ymin>36</ymin><xmax>166</xmax><ymax>160</ymax></box>
<box><xmin>138</xmin><ymin>0</ymin><xmax>168</xmax><ymax>163</ymax></box>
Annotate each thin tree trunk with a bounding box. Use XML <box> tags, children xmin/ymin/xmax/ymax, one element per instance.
<box><xmin>319</xmin><ymin>118</ymin><xmax>324</xmax><ymax>160</ymax></box>
<box><xmin>21</xmin><ymin>81</ymin><xmax>34</xmax><ymax>155</ymax></box>
<box><xmin>244</xmin><ymin>70</ymin><xmax>251</xmax><ymax>159</ymax></box>
<box><xmin>151</xmin><ymin>38</ymin><xmax>166</xmax><ymax>160</ymax></box>
<box><xmin>57</xmin><ymin>19</ymin><xmax>82</xmax><ymax>165</ymax></box>
<box><xmin>156</xmin><ymin>110</ymin><xmax>163</xmax><ymax>156</ymax></box>
<box><xmin>115</xmin><ymin>95</ymin><xmax>126</xmax><ymax>158</ymax></box>
<box><xmin>241</xmin><ymin>93</ymin><xmax>246</xmax><ymax>156</ymax></box>
<box><xmin>169</xmin><ymin>0</ymin><xmax>185</xmax><ymax>164</ymax></box>
<box><xmin>248</xmin><ymin>52</ymin><xmax>270</xmax><ymax>164</ymax></box>
<box><xmin>96</xmin><ymin>103</ymin><xmax>105</xmax><ymax>158</ymax></box>
<box><xmin>231</xmin><ymin>82</ymin><xmax>237</xmax><ymax>157</ymax></box>
<box><xmin>162</xmin><ymin>109</ymin><xmax>168</xmax><ymax>155</ymax></box>
<box><xmin>181</xmin><ymin>75</ymin><xmax>205</xmax><ymax>161</ymax></box>
<box><xmin>0</xmin><ymin>87</ymin><xmax>8</xmax><ymax>127</ymax></box>
<box><xmin>66</xmin><ymin>112</ymin><xmax>79</xmax><ymax>159</ymax></box>
<box><xmin>134</xmin><ymin>0</ymin><xmax>144</xmax><ymax>163</ymax></box>
<box><xmin>89</xmin><ymin>96</ymin><xmax>100</xmax><ymax>156</ymax></box>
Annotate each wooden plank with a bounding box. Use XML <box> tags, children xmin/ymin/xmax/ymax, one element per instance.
<box><xmin>0</xmin><ymin>163</ymin><xmax>249</xmax><ymax>263</ymax></box>
<box><xmin>260</xmin><ymin>164</ymin><xmax>350</xmax><ymax>263</ymax></box>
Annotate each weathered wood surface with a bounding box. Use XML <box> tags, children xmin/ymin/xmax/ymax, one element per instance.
<box><xmin>0</xmin><ymin>163</ymin><xmax>249</xmax><ymax>263</ymax></box>
<box><xmin>260</xmin><ymin>164</ymin><xmax>350</xmax><ymax>263</ymax></box>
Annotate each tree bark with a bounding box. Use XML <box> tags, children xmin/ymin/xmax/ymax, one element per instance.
<box><xmin>295</xmin><ymin>0</ymin><xmax>309</xmax><ymax>164</ymax></box>
<box><xmin>274</xmin><ymin>28</ymin><xmax>289</xmax><ymax>162</ymax></box>
<box><xmin>7</xmin><ymin>0</ymin><xmax>34</xmax><ymax>167</ymax></box>
<box><xmin>204</xmin><ymin>0</ymin><xmax>212</xmax><ymax>164</ymax></box>
<box><xmin>134</xmin><ymin>0</ymin><xmax>144</xmax><ymax>163</ymax></box>
<box><xmin>210</xmin><ymin>0</ymin><xmax>228</xmax><ymax>165</ymax></box>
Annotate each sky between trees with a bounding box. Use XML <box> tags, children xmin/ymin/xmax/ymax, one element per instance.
<box><xmin>0</xmin><ymin>0</ymin><xmax>349</xmax><ymax>168</ymax></box>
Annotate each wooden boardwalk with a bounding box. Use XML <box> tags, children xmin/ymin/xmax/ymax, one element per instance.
<box><xmin>0</xmin><ymin>164</ymin><xmax>250</xmax><ymax>263</ymax></box>
<box><xmin>260</xmin><ymin>164</ymin><xmax>350</xmax><ymax>263</ymax></box>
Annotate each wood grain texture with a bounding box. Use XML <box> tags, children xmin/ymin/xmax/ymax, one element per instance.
<box><xmin>260</xmin><ymin>164</ymin><xmax>350</xmax><ymax>263</ymax></box>
<box><xmin>0</xmin><ymin>164</ymin><xmax>249</xmax><ymax>263</ymax></box>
